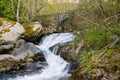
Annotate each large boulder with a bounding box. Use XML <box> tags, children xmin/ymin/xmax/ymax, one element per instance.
<box><xmin>12</xmin><ymin>43</ymin><xmax>39</xmax><ymax>60</ymax></box>
<box><xmin>0</xmin><ymin>18</ymin><xmax>25</xmax><ymax>44</ymax></box>
<box><xmin>0</xmin><ymin>18</ymin><xmax>25</xmax><ymax>54</ymax></box>
<box><xmin>0</xmin><ymin>54</ymin><xmax>20</xmax><ymax>72</ymax></box>
<box><xmin>24</xmin><ymin>22</ymin><xmax>43</xmax><ymax>42</ymax></box>
<box><xmin>12</xmin><ymin>43</ymin><xmax>45</xmax><ymax>70</ymax></box>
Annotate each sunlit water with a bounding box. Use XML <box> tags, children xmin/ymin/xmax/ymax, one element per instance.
<box><xmin>1</xmin><ymin>33</ymin><xmax>75</xmax><ymax>80</ymax></box>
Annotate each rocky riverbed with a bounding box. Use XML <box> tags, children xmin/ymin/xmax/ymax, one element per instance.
<box><xmin>0</xmin><ymin>18</ymin><xmax>79</xmax><ymax>80</ymax></box>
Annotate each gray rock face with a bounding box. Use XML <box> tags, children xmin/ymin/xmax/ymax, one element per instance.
<box><xmin>0</xmin><ymin>19</ymin><xmax>25</xmax><ymax>54</ymax></box>
<box><xmin>0</xmin><ymin>54</ymin><xmax>20</xmax><ymax>72</ymax></box>
<box><xmin>0</xmin><ymin>20</ymin><xmax>25</xmax><ymax>44</ymax></box>
<box><xmin>12</xmin><ymin>43</ymin><xmax>39</xmax><ymax>60</ymax></box>
<box><xmin>12</xmin><ymin>42</ymin><xmax>45</xmax><ymax>71</ymax></box>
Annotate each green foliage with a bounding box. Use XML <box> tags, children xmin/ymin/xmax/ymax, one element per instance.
<box><xmin>78</xmin><ymin>26</ymin><xmax>120</xmax><ymax>65</ymax></box>
<box><xmin>79</xmin><ymin>51</ymin><xmax>93</xmax><ymax>65</ymax></box>
<box><xmin>107</xmin><ymin>49</ymin><xmax>114</xmax><ymax>56</ymax></box>
<box><xmin>85</xmin><ymin>27</ymin><xmax>118</xmax><ymax>50</ymax></box>
<box><xmin>108</xmin><ymin>26</ymin><xmax>120</xmax><ymax>36</ymax></box>
<box><xmin>23</xmin><ymin>23</ymin><xmax>40</xmax><ymax>38</ymax></box>
<box><xmin>62</xmin><ymin>0</ymin><xmax>120</xmax><ymax>67</ymax></box>
<box><xmin>0</xmin><ymin>0</ymin><xmax>17</xmax><ymax>20</ymax></box>
<box><xmin>84</xmin><ymin>67</ymin><xmax>91</xmax><ymax>73</ymax></box>
<box><xmin>64</xmin><ymin>0</ymin><xmax>120</xmax><ymax>49</ymax></box>
<box><xmin>24</xmin><ymin>25</ymin><xmax>34</xmax><ymax>37</ymax></box>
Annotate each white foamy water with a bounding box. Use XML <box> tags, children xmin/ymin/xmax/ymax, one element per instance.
<box><xmin>8</xmin><ymin>33</ymin><xmax>75</xmax><ymax>80</ymax></box>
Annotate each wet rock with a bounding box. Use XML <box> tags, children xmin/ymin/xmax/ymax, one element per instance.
<box><xmin>60</xmin><ymin>47</ymin><xmax>79</xmax><ymax>73</ymax></box>
<box><xmin>0</xmin><ymin>54</ymin><xmax>20</xmax><ymax>72</ymax></box>
<box><xmin>12</xmin><ymin>42</ymin><xmax>45</xmax><ymax>70</ymax></box>
<box><xmin>33</xmin><ymin>53</ymin><xmax>46</xmax><ymax>62</ymax></box>
<box><xmin>12</xmin><ymin>43</ymin><xmax>39</xmax><ymax>60</ymax></box>
<box><xmin>23</xmin><ymin>61</ymin><xmax>46</xmax><ymax>71</ymax></box>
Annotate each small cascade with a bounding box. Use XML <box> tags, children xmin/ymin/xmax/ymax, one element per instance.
<box><xmin>8</xmin><ymin>33</ymin><xmax>75</xmax><ymax>80</ymax></box>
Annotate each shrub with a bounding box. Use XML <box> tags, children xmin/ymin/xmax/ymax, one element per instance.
<box><xmin>62</xmin><ymin>0</ymin><xmax>120</xmax><ymax>65</ymax></box>
<box><xmin>0</xmin><ymin>0</ymin><xmax>17</xmax><ymax>20</ymax></box>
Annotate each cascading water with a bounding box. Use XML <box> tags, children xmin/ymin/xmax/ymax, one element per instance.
<box><xmin>8</xmin><ymin>33</ymin><xmax>75</xmax><ymax>80</ymax></box>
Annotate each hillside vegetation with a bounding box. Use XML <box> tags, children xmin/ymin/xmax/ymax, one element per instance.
<box><xmin>62</xmin><ymin>0</ymin><xmax>120</xmax><ymax>79</ymax></box>
<box><xmin>0</xmin><ymin>0</ymin><xmax>120</xmax><ymax>79</ymax></box>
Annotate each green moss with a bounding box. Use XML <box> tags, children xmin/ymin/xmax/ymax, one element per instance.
<box><xmin>24</xmin><ymin>25</ymin><xmax>34</xmax><ymax>36</ymax></box>
<box><xmin>0</xmin><ymin>18</ymin><xmax>3</xmax><ymax>25</ymax></box>
<box><xmin>107</xmin><ymin>49</ymin><xmax>120</xmax><ymax>56</ymax></box>
<box><xmin>0</xmin><ymin>29</ymin><xmax>10</xmax><ymax>34</ymax></box>
<box><xmin>24</xmin><ymin>24</ymin><xmax>39</xmax><ymax>38</ymax></box>
<box><xmin>107</xmin><ymin>49</ymin><xmax>114</xmax><ymax>56</ymax></box>
<box><xmin>84</xmin><ymin>67</ymin><xmax>91</xmax><ymax>73</ymax></box>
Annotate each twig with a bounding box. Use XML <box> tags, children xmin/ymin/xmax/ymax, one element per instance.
<box><xmin>104</xmin><ymin>14</ymin><xmax>120</xmax><ymax>22</ymax></box>
<box><xmin>75</xmin><ymin>41</ymin><xmax>84</xmax><ymax>55</ymax></box>
<box><xmin>98</xmin><ymin>0</ymin><xmax>107</xmax><ymax>18</ymax></box>
<box><xmin>79</xmin><ymin>16</ymin><xmax>100</xmax><ymax>26</ymax></box>
<box><xmin>96</xmin><ymin>37</ymin><xmax>120</xmax><ymax>61</ymax></box>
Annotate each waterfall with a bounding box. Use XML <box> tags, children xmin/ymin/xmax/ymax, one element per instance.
<box><xmin>8</xmin><ymin>33</ymin><xmax>75</xmax><ymax>80</ymax></box>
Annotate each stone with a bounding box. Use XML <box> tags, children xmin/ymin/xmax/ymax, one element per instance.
<box><xmin>0</xmin><ymin>44</ymin><xmax>14</xmax><ymax>54</ymax></box>
<box><xmin>12</xmin><ymin>43</ymin><xmax>39</xmax><ymax>60</ymax></box>
<box><xmin>0</xmin><ymin>19</ymin><xmax>25</xmax><ymax>44</ymax></box>
<box><xmin>0</xmin><ymin>54</ymin><xmax>20</xmax><ymax>72</ymax></box>
<box><xmin>24</xmin><ymin>21</ymin><xmax>43</xmax><ymax>42</ymax></box>
<box><xmin>12</xmin><ymin>42</ymin><xmax>45</xmax><ymax>70</ymax></box>
<box><xmin>15</xmin><ymin>39</ymin><xmax>26</xmax><ymax>48</ymax></box>
<box><xmin>0</xmin><ymin>18</ymin><xmax>25</xmax><ymax>54</ymax></box>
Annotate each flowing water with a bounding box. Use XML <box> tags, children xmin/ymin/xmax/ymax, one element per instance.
<box><xmin>1</xmin><ymin>33</ymin><xmax>75</xmax><ymax>80</ymax></box>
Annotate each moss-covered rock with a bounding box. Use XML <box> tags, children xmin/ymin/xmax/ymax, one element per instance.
<box><xmin>69</xmin><ymin>50</ymin><xmax>120</xmax><ymax>80</ymax></box>
<box><xmin>0</xmin><ymin>18</ymin><xmax>25</xmax><ymax>54</ymax></box>
<box><xmin>0</xmin><ymin>18</ymin><xmax>25</xmax><ymax>44</ymax></box>
<box><xmin>23</xmin><ymin>22</ymin><xmax>43</xmax><ymax>42</ymax></box>
<box><xmin>0</xmin><ymin>54</ymin><xmax>20</xmax><ymax>72</ymax></box>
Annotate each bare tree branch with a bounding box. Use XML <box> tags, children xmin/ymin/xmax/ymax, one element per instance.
<box><xmin>16</xmin><ymin>0</ymin><xmax>21</xmax><ymax>22</ymax></box>
<box><xmin>96</xmin><ymin>37</ymin><xmax>120</xmax><ymax>61</ymax></box>
<box><xmin>98</xmin><ymin>0</ymin><xmax>107</xmax><ymax>18</ymax></box>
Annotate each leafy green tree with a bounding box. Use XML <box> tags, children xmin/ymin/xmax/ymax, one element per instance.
<box><xmin>0</xmin><ymin>0</ymin><xmax>45</xmax><ymax>22</ymax></box>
